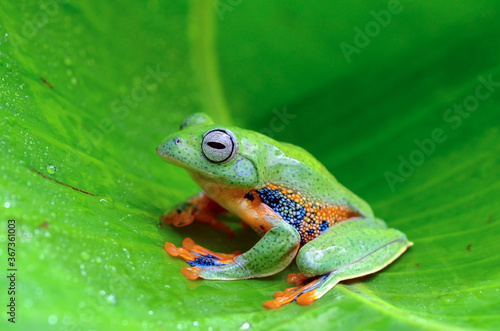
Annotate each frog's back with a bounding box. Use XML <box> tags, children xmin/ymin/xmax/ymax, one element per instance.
<box><xmin>239</xmin><ymin>130</ymin><xmax>373</xmax><ymax>218</ymax></box>
<box><xmin>238</xmin><ymin>132</ymin><xmax>372</xmax><ymax>244</ymax></box>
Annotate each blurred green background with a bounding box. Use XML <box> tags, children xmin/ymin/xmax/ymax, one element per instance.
<box><xmin>1</xmin><ymin>0</ymin><xmax>499</xmax><ymax>330</ymax></box>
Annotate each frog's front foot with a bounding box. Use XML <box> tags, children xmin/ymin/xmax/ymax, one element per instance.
<box><xmin>160</xmin><ymin>201</ymin><xmax>197</xmax><ymax>227</ymax></box>
<box><xmin>165</xmin><ymin>238</ymin><xmax>241</xmax><ymax>279</ymax></box>
<box><xmin>161</xmin><ymin>192</ymin><xmax>234</xmax><ymax>237</ymax></box>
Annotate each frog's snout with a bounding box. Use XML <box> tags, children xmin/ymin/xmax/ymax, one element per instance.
<box><xmin>157</xmin><ymin>136</ymin><xmax>183</xmax><ymax>159</ymax></box>
<box><xmin>156</xmin><ymin>140</ymin><xmax>170</xmax><ymax>158</ymax></box>
<box><xmin>156</xmin><ymin>144</ymin><xmax>164</xmax><ymax>157</ymax></box>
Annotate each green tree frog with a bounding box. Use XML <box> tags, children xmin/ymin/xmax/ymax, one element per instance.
<box><xmin>157</xmin><ymin>113</ymin><xmax>412</xmax><ymax>309</ymax></box>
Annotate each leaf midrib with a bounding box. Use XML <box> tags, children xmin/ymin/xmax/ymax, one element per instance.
<box><xmin>188</xmin><ymin>0</ymin><xmax>231</xmax><ymax>125</ymax></box>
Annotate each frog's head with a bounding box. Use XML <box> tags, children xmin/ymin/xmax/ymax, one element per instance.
<box><xmin>156</xmin><ymin>113</ymin><xmax>259</xmax><ymax>187</ymax></box>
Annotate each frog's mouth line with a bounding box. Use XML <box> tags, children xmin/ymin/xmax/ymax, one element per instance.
<box><xmin>156</xmin><ymin>147</ymin><xmax>180</xmax><ymax>165</ymax></box>
<box><xmin>156</xmin><ymin>146</ymin><xmax>214</xmax><ymax>175</ymax></box>
<box><xmin>156</xmin><ymin>147</ymin><xmax>261</xmax><ymax>185</ymax></box>
<box><xmin>156</xmin><ymin>147</ymin><xmax>187</xmax><ymax>169</ymax></box>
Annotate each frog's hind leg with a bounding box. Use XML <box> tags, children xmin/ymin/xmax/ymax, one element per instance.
<box><xmin>165</xmin><ymin>238</ymin><xmax>241</xmax><ymax>279</ymax></box>
<box><xmin>264</xmin><ymin>236</ymin><xmax>410</xmax><ymax>309</ymax></box>
<box><xmin>264</xmin><ymin>218</ymin><xmax>412</xmax><ymax>309</ymax></box>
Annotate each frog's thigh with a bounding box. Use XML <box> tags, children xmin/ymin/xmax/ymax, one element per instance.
<box><xmin>296</xmin><ymin>220</ymin><xmax>410</xmax><ymax>278</ymax></box>
<box><xmin>316</xmin><ymin>217</ymin><xmax>389</xmax><ymax>237</ymax></box>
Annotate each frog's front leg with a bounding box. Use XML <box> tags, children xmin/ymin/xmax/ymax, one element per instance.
<box><xmin>264</xmin><ymin>218</ymin><xmax>412</xmax><ymax>309</ymax></box>
<box><xmin>166</xmin><ymin>216</ymin><xmax>300</xmax><ymax>280</ymax></box>
<box><xmin>161</xmin><ymin>192</ymin><xmax>233</xmax><ymax>237</ymax></box>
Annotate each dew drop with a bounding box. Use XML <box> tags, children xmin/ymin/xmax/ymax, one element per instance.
<box><xmin>99</xmin><ymin>291</ymin><xmax>118</xmax><ymax>305</ymax></box>
<box><xmin>122</xmin><ymin>247</ymin><xmax>130</xmax><ymax>259</ymax></box>
<box><xmin>107</xmin><ymin>294</ymin><xmax>117</xmax><ymax>305</ymax></box>
<box><xmin>48</xmin><ymin>315</ymin><xmax>58</xmax><ymax>325</ymax></box>
<box><xmin>99</xmin><ymin>197</ymin><xmax>115</xmax><ymax>208</ymax></box>
<box><xmin>46</xmin><ymin>164</ymin><xmax>56</xmax><ymax>174</ymax></box>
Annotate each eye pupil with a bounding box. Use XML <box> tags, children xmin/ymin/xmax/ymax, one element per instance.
<box><xmin>207</xmin><ymin>141</ymin><xmax>226</xmax><ymax>149</ymax></box>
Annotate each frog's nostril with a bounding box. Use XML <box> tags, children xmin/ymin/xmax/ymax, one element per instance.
<box><xmin>175</xmin><ymin>138</ymin><xmax>182</xmax><ymax>145</ymax></box>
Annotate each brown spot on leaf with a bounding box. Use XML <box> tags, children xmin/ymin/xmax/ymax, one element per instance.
<box><xmin>30</xmin><ymin>168</ymin><xmax>108</xmax><ymax>198</ymax></box>
<box><xmin>41</xmin><ymin>77</ymin><xmax>54</xmax><ymax>89</ymax></box>
<box><xmin>38</xmin><ymin>221</ymin><xmax>50</xmax><ymax>229</ymax></box>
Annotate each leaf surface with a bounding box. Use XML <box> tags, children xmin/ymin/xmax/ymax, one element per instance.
<box><xmin>1</xmin><ymin>1</ymin><xmax>499</xmax><ymax>330</ymax></box>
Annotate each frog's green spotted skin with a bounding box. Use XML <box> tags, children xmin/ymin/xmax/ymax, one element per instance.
<box><xmin>158</xmin><ymin>113</ymin><xmax>412</xmax><ymax>309</ymax></box>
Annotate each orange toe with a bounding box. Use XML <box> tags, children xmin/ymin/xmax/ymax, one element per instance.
<box><xmin>181</xmin><ymin>238</ymin><xmax>238</xmax><ymax>262</ymax></box>
<box><xmin>264</xmin><ymin>275</ymin><xmax>325</xmax><ymax>309</ymax></box>
<box><xmin>264</xmin><ymin>287</ymin><xmax>318</xmax><ymax>309</ymax></box>
<box><xmin>273</xmin><ymin>286</ymin><xmax>298</xmax><ymax>298</ymax></box>
<box><xmin>177</xmin><ymin>247</ymin><xmax>198</xmax><ymax>261</ymax></box>
<box><xmin>181</xmin><ymin>266</ymin><xmax>201</xmax><ymax>280</ymax></box>
<box><xmin>263</xmin><ymin>299</ymin><xmax>283</xmax><ymax>310</ymax></box>
<box><xmin>263</xmin><ymin>293</ymin><xmax>297</xmax><ymax>309</ymax></box>
<box><xmin>164</xmin><ymin>242</ymin><xmax>179</xmax><ymax>257</ymax></box>
<box><xmin>181</xmin><ymin>237</ymin><xmax>196</xmax><ymax>250</ymax></box>
<box><xmin>273</xmin><ymin>290</ymin><xmax>286</xmax><ymax>298</ymax></box>
<box><xmin>165</xmin><ymin>238</ymin><xmax>238</xmax><ymax>269</ymax></box>
<box><xmin>286</xmin><ymin>272</ymin><xmax>309</xmax><ymax>285</ymax></box>
<box><xmin>296</xmin><ymin>290</ymin><xmax>317</xmax><ymax>305</ymax></box>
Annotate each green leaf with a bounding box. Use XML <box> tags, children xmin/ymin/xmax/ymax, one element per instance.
<box><xmin>1</xmin><ymin>0</ymin><xmax>499</xmax><ymax>330</ymax></box>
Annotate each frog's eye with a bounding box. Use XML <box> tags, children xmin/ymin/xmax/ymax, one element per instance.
<box><xmin>201</xmin><ymin>129</ymin><xmax>238</xmax><ymax>164</ymax></box>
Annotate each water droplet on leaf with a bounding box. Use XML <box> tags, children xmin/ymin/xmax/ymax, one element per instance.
<box><xmin>46</xmin><ymin>164</ymin><xmax>56</xmax><ymax>174</ymax></box>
